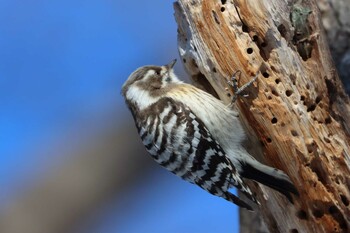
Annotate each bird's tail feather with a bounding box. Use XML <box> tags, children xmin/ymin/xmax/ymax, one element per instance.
<box><xmin>239</xmin><ymin>160</ymin><xmax>299</xmax><ymax>203</ymax></box>
<box><xmin>224</xmin><ymin>192</ymin><xmax>254</xmax><ymax>211</ymax></box>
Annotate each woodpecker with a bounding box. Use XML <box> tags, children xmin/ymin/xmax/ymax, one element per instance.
<box><xmin>121</xmin><ymin>59</ymin><xmax>298</xmax><ymax>210</ymax></box>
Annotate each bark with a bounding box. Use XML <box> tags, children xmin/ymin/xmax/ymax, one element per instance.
<box><xmin>174</xmin><ymin>0</ymin><xmax>350</xmax><ymax>233</ymax></box>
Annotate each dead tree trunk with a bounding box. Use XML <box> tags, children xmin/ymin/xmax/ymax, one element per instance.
<box><xmin>174</xmin><ymin>0</ymin><xmax>350</xmax><ymax>233</ymax></box>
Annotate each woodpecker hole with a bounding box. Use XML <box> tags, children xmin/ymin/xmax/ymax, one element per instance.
<box><xmin>306</xmin><ymin>142</ymin><xmax>315</xmax><ymax>153</ymax></box>
<box><xmin>275</xmin><ymin>79</ymin><xmax>281</xmax><ymax>84</ymax></box>
<box><xmin>261</xmin><ymin>42</ymin><xmax>267</xmax><ymax>47</ymax></box>
<box><xmin>324</xmin><ymin>137</ymin><xmax>331</xmax><ymax>143</ymax></box>
<box><xmin>290</xmin><ymin>229</ymin><xmax>299</xmax><ymax>233</ymax></box>
<box><xmin>340</xmin><ymin>194</ymin><xmax>349</xmax><ymax>206</ymax></box>
<box><xmin>246</xmin><ymin>48</ymin><xmax>253</xmax><ymax>54</ymax></box>
<box><xmin>310</xmin><ymin>157</ymin><xmax>330</xmax><ymax>186</ymax></box>
<box><xmin>312</xmin><ymin>209</ymin><xmax>324</xmax><ymax>218</ymax></box>
<box><xmin>221</xmin><ymin>0</ymin><xmax>227</xmax><ymax>4</ymax></box>
<box><xmin>212</xmin><ymin>67</ymin><xmax>217</xmax><ymax>73</ymax></box>
<box><xmin>306</xmin><ymin>83</ymin><xmax>310</xmax><ymax>90</ymax></box>
<box><xmin>271</xmin><ymin>117</ymin><xmax>278</xmax><ymax>124</ymax></box>
<box><xmin>182</xmin><ymin>58</ymin><xmax>187</xmax><ymax>63</ymax></box>
<box><xmin>271</xmin><ymin>89</ymin><xmax>279</xmax><ymax>97</ymax></box>
<box><xmin>267</xmin><ymin>96</ymin><xmax>272</xmax><ymax>100</ymax></box>
<box><xmin>289</xmin><ymin>74</ymin><xmax>296</xmax><ymax>85</ymax></box>
<box><xmin>328</xmin><ymin>205</ymin><xmax>348</xmax><ymax>230</ymax></box>
<box><xmin>286</xmin><ymin>90</ymin><xmax>293</xmax><ymax>97</ymax></box>
<box><xmin>277</xmin><ymin>24</ymin><xmax>287</xmax><ymax>38</ymax></box>
<box><xmin>252</xmin><ymin>35</ymin><xmax>258</xmax><ymax>42</ymax></box>
<box><xmin>262</xmin><ymin>72</ymin><xmax>270</xmax><ymax>78</ymax></box>
<box><xmin>291</xmin><ymin>130</ymin><xmax>298</xmax><ymax>137</ymax></box>
<box><xmin>296</xmin><ymin>210</ymin><xmax>308</xmax><ymax>220</ymax></box>
<box><xmin>300</xmin><ymin>95</ymin><xmax>305</xmax><ymax>101</ymax></box>
<box><xmin>335</xmin><ymin>176</ymin><xmax>341</xmax><ymax>184</ymax></box>
<box><xmin>325</xmin><ymin>117</ymin><xmax>332</xmax><ymax>124</ymax></box>
<box><xmin>266</xmin><ymin>137</ymin><xmax>272</xmax><ymax>143</ymax></box>
<box><xmin>242</xmin><ymin>22</ymin><xmax>249</xmax><ymax>33</ymax></box>
<box><xmin>316</xmin><ymin>96</ymin><xmax>322</xmax><ymax>104</ymax></box>
<box><xmin>307</xmin><ymin>104</ymin><xmax>316</xmax><ymax>112</ymax></box>
<box><xmin>220</xmin><ymin>7</ymin><xmax>225</xmax><ymax>12</ymax></box>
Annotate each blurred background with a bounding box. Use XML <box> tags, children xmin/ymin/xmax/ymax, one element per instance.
<box><xmin>0</xmin><ymin>1</ymin><xmax>238</xmax><ymax>233</ymax></box>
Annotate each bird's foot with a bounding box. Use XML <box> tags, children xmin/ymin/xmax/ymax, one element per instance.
<box><xmin>227</xmin><ymin>71</ymin><xmax>259</xmax><ymax>103</ymax></box>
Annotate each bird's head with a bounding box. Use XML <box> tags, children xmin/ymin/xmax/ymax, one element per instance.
<box><xmin>121</xmin><ymin>59</ymin><xmax>181</xmax><ymax>109</ymax></box>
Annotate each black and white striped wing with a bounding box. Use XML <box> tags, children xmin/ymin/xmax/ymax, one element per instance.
<box><xmin>136</xmin><ymin>97</ymin><xmax>257</xmax><ymax>209</ymax></box>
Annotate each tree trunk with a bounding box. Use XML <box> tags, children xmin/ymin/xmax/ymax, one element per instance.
<box><xmin>174</xmin><ymin>0</ymin><xmax>350</xmax><ymax>233</ymax></box>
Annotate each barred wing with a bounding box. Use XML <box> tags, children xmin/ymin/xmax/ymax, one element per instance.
<box><xmin>135</xmin><ymin>97</ymin><xmax>257</xmax><ymax>210</ymax></box>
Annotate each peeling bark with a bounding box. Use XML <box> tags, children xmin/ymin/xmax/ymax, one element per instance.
<box><xmin>174</xmin><ymin>0</ymin><xmax>350</xmax><ymax>232</ymax></box>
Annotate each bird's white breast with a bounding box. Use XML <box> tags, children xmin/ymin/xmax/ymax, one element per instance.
<box><xmin>168</xmin><ymin>84</ymin><xmax>247</xmax><ymax>159</ymax></box>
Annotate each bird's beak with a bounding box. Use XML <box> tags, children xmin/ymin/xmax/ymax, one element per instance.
<box><xmin>165</xmin><ymin>59</ymin><xmax>177</xmax><ymax>70</ymax></box>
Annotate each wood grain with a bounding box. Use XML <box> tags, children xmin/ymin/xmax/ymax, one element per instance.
<box><xmin>174</xmin><ymin>0</ymin><xmax>350</xmax><ymax>232</ymax></box>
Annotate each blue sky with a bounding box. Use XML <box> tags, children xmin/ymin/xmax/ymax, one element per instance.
<box><xmin>0</xmin><ymin>1</ymin><xmax>239</xmax><ymax>232</ymax></box>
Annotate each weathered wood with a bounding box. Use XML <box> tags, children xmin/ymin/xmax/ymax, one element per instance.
<box><xmin>174</xmin><ymin>0</ymin><xmax>350</xmax><ymax>232</ymax></box>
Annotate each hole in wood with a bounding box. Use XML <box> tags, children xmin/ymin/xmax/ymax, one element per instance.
<box><xmin>290</xmin><ymin>229</ymin><xmax>299</xmax><ymax>233</ymax></box>
<box><xmin>277</xmin><ymin>24</ymin><xmax>287</xmax><ymax>38</ymax></box>
<box><xmin>310</xmin><ymin>157</ymin><xmax>330</xmax><ymax>186</ymax></box>
<box><xmin>291</xmin><ymin>130</ymin><xmax>298</xmax><ymax>137</ymax></box>
<box><xmin>324</xmin><ymin>137</ymin><xmax>331</xmax><ymax>143</ymax></box>
<box><xmin>261</xmin><ymin>41</ymin><xmax>267</xmax><ymax>47</ymax></box>
<box><xmin>271</xmin><ymin>117</ymin><xmax>278</xmax><ymax>124</ymax></box>
<box><xmin>182</xmin><ymin>58</ymin><xmax>187</xmax><ymax>63</ymax></box>
<box><xmin>212</xmin><ymin>67</ymin><xmax>217</xmax><ymax>73</ymax></box>
<box><xmin>286</xmin><ymin>90</ymin><xmax>293</xmax><ymax>97</ymax></box>
<box><xmin>312</xmin><ymin>209</ymin><xmax>324</xmax><ymax>218</ymax></box>
<box><xmin>267</xmin><ymin>96</ymin><xmax>272</xmax><ymax>100</ymax></box>
<box><xmin>272</xmin><ymin>89</ymin><xmax>279</xmax><ymax>96</ymax></box>
<box><xmin>328</xmin><ymin>205</ymin><xmax>348</xmax><ymax>230</ymax></box>
<box><xmin>307</xmin><ymin>104</ymin><xmax>316</xmax><ymax>112</ymax></box>
<box><xmin>221</xmin><ymin>0</ymin><xmax>227</xmax><ymax>4</ymax></box>
<box><xmin>266</xmin><ymin>137</ymin><xmax>272</xmax><ymax>143</ymax></box>
<box><xmin>275</xmin><ymin>78</ymin><xmax>281</xmax><ymax>84</ymax></box>
<box><xmin>340</xmin><ymin>194</ymin><xmax>349</xmax><ymax>206</ymax></box>
<box><xmin>300</xmin><ymin>95</ymin><xmax>305</xmax><ymax>101</ymax></box>
<box><xmin>252</xmin><ymin>35</ymin><xmax>258</xmax><ymax>42</ymax></box>
<box><xmin>296</xmin><ymin>210</ymin><xmax>308</xmax><ymax>220</ymax></box>
<box><xmin>220</xmin><ymin>7</ymin><xmax>225</xmax><ymax>12</ymax></box>
<box><xmin>315</xmin><ymin>96</ymin><xmax>322</xmax><ymax>104</ymax></box>
<box><xmin>290</xmin><ymin>74</ymin><xmax>296</xmax><ymax>85</ymax></box>
<box><xmin>246</xmin><ymin>47</ymin><xmax>253</xmax><ymax>54</ymax></box>
<box><xmin>307</xmin><ymin>142</ymin><xmax>314</xmax><ymax>153</ymax></box>
<box><xmin>325</xmin><ymin>117</ymin><xmax>332</xmax><ymax>124</ymax></box>
<box><xmin>242</xmin><ymin>22</ymin><xmax>249</xmax><ymax>33</ymax></box>
<box><xmin>262</xmin><ymin>72</ymin><xmax>270</xmax><ymax>78</ymax></box>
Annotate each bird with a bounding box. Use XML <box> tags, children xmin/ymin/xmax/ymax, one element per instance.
<box><xmin>121</xmin><ymin>59</ymin><xmax>299</xmax><ymax>210</ymax></box>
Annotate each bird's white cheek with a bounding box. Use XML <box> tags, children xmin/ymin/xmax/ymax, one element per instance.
<box><xmin>126</xmin><ymin>85</ymin><xmax>159</xmax><ymax>110</ymax></box>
